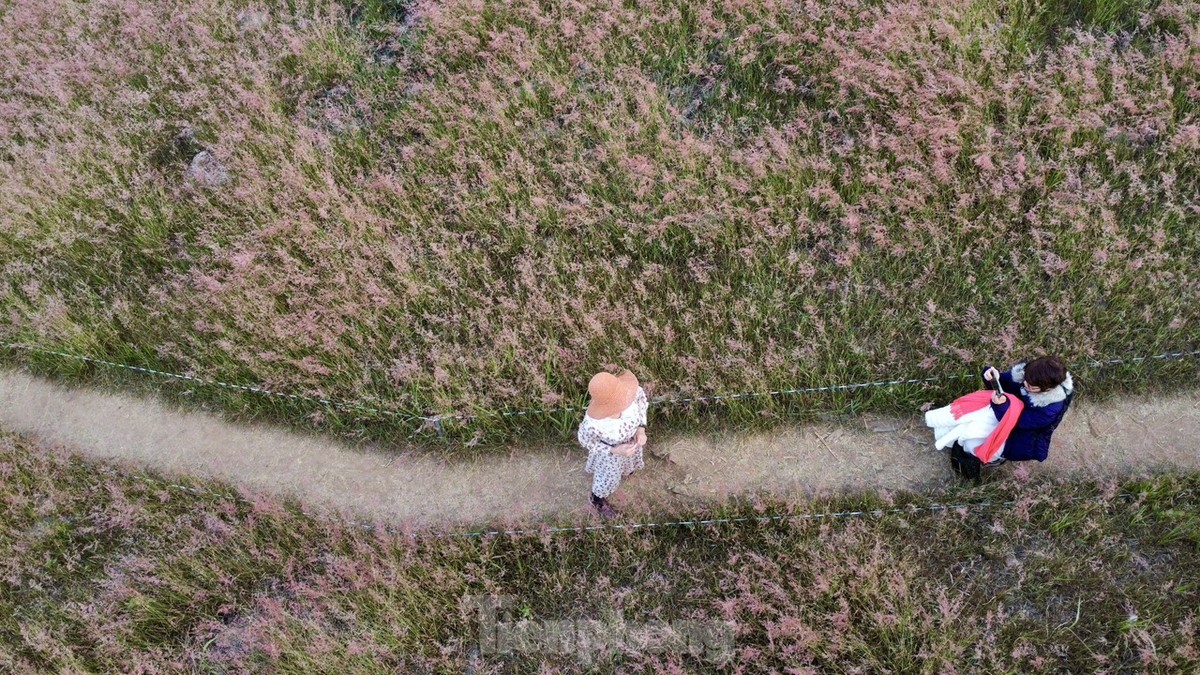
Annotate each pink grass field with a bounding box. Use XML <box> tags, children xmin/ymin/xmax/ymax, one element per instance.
<box><xmin>3</xmin><ymin>430</ymin><xmax>1200</xmax><ymax>671</ymax></box>
<box><xmin>0</xmin><ymin>0</ymin><xmax>1197</xmax><ymax>433</ymax></box>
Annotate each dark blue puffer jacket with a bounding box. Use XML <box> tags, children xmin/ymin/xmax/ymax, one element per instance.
<box><xmin>983</xmin><ymin>363</ymin><xmax>1074</xmax><ymax>462</ymax></box>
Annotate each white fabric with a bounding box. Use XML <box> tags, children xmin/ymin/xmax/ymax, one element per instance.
<box><xmin>925</xmin><ymin>404</ymin><xmax>1004</xmax><ymax>458</ymax></box>
<box><xmin>1010</xmin><ymin>362</ymin><xmax>1026</xmax><ymax>383</ymax></box>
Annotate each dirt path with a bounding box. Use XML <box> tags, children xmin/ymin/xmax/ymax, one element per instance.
<box><xmin>2</xmin><ymin>368</ymin><xmax>1198</xmax><ymax>529</ymax></box>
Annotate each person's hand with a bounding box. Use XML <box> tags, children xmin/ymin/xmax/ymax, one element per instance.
<box><xmin>611</xmin><ymin>443</ymin><xmax>636</xmax><ymax>457</ymax></box>
<box><xmin>984</xmin><ymin>367</ymin><xmax>1001</xmax><ymax>382</ymax></box>
<box><xmin>635</xmin><ymin>428</ymin><xmax>647</xmax><ymax>447</ymax></box>
<box><xmin>992</xmin><ymin>391</ymin><xmax>1006</xmax><ymax>406</ymax></box>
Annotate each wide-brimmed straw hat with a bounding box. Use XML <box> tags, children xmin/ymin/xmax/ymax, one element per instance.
<box><xmin>586</xmin><ymin>370</ymin><xmax>639</xmax><ymax>419</ymax></box>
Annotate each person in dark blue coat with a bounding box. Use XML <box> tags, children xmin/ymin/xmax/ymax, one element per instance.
<box><xmin>981</xmin><ymin>356</ymin><xmax>1074</xmax><ymax>462</ymax></box>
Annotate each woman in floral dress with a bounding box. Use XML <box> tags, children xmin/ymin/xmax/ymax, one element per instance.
<box><xmin>577</xmin><ymin>369</ymin><xmax>648</xmax><ymax>518</ymax></box>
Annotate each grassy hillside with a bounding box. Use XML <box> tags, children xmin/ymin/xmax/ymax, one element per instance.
<box><xmin>1</xmin><ymin>0</ymin><xmax>1198</xmax><ymax>440</ymax></box>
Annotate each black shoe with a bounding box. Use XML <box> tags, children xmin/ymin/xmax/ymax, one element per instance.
<box><xmin>590</xmin><ymin>493</ymin><xmax>618</xmax><ymax>519</ymax></box>
<box><xmin>950</xmin><ymin>444</ymin><xmax>982</xmax><ymax>480</ymax></box>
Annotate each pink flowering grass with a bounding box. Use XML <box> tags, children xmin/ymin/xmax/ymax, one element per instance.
<box><xmin>0</xmin><ymin>0</ymin><xmax>1198</xmax><ymax>441</ymax></box>
<box><xmin>3</xmin><ymin>430</ymin><xmax>1200</xmax><ymax>671</ymax></box>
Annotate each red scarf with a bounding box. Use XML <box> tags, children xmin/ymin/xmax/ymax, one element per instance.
<box><xmin>949</xmin><ymin>391</ymin><xmax>1025</xmax><ymax>464</ymax></box>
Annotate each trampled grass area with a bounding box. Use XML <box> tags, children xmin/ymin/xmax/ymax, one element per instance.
<box><xmin>2</xmin><ymin>430</ymin><xmax>1199</xmax><ymax>671</ymax></box>
<box><xmin>1</xmin><ymin>0</ymin><xmax>1198</xmax><ymax>441</ymax></box>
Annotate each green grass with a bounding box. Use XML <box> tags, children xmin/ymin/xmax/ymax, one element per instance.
<box><xmin>2</xmin><ymin>429</ymin><xmax>1200</xmax><ymax>671</ymax></box>
<box><xmin>1001</xmin><ymin>0</ymin><xmax>1167</xmax><ymax>54</ymax></box>
<box><xmin>6</xmin><ymin>341</ymin><xmax>1195</xmax><ymax>452</ymax></box>
<box><xmin>0</xmin><ymin>0</ymin><xmax>1197</xmax><ymax>445</ymax></box>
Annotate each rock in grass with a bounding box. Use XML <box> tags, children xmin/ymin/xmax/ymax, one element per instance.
<box><xmin>668</xmin><ymin>474</ymin><xmax>700</xmax><ymax>496</ymax></box>
<box><xmin>186</xmin><ymin>151</ymin><xmax>229</xmax><ymax>187</ymax></box>
<box><xmin>648</xmin><ymin>444</ymin><xmax>671</xmax><ymax>460</ymax></box>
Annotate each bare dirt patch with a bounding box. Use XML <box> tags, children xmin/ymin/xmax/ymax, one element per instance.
<box><xmin>2</xmin><ymin>369</ymin><xmax>1196</xmax><ymax>530</ymax></box>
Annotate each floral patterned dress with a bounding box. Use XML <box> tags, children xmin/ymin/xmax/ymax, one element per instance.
<box><xmin>577</xmin><ymin>387</ymin><xmax>648</xmax><ymax>498</ymax></box>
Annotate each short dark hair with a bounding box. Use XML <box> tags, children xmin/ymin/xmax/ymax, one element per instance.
<box><xmin>1025</xmin><ymin>356</ymin><xmax>1067</xmax><ymax>389</ymax></box>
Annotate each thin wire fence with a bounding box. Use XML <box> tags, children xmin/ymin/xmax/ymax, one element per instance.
<box><xmin>154</xmin><ymin>472</ymin><xmax>1015</xmax><ymax>536</ymax></box>
<box><xmin>7</xmin><ymin>338</ymin><xmax>1195</xmax><ymax>539</ymax></box>
<box><xmin>1</xmin><ymin>342</ymin><xmax>433</xmax><ymax>423</ymax></box>
<box><xmin>4</xmin><ymin>341</ymin><xmax>1197</xmax><ymax>430</ymax></box>
<box><xmin>127</xmin><ymin>468</ymin><xmax>1196</xmax><ymax>540</ymax></box>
